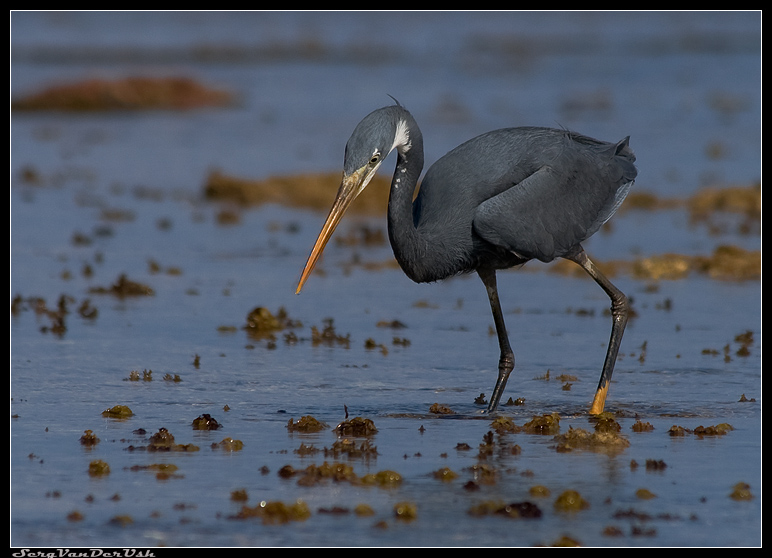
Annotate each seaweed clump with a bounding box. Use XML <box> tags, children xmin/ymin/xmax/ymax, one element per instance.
<box><xmin>12</xmin><ymin>76</ymin><xmax>234</xmax><ymax>112</ymax></box>
<box><xmin>101</xmin><ymin>405</ymin><xmax>134</xmax><ymax>419</ymax></box>
<box><xmin>553</xmin><ymin>425</ymin><xmax>630</xmax><ymax>454</ymax></box>
<box><xmin>429</xmin><ymin>403</ymin><xmax>455</xmax><ymax>415</ymax></box>
<box><xmin>311</xmin><ymin>318</ymin><xmax>350</xmax><ymax>348</ymax></box>
<box><xmin>192</xmin><ymin>414</ymin><xmax>222</xmax><ymax>430</ymax></box>
<box><xmin>324</xmin><ymin>438</ymin><xmax>379</xmax><ymax>460</ymax></box>
<box><xmin>278</xmin><ymin>461</ymin><xmax>359</xmax><ymax>486</ymax></box>
<box><xmin>468</xmin><ymin>500</ymin><xmax>542</xmax><ymax>519</ymax></box>
<box><xmin>89</xmin><ymin>274</ymin><xmax>154</xmax><ymax>298</ymax></box>
<box><xmin>80</xmin><ymin>430</ymin><xmax>100</xmax><ymax>446</ymax></box>
<box><xmin>244</xmin><ymin>306</ymin><xmax>300</xmax><ymax>338</ymax></box>
<box><xmin>729</xmin><ymin>482</ymin><xmax>754</xmax><ymax>501</ymax></box>
<box><xmin>522</xmin><ymin>413</ymin><xmax>561</xmax><ymax>435</ymax></box>
<box><xmin>120</xmin><ymin>428</ymin><xmax>201</xmax><ymax>453</ymax></box>
<box><xmin>203</xmin><ymin>170</ymin><xmax>391</xmax><ymax>214</ymax></box>
<box><xmin>232</xmin><ymin>499</ymin><xmax>311</xmax><ymax>524</ymax></box>
<box><xmin>668</xmin><ymin>423</ymin><xmax>734</xmax><ymax>437</ymax></box>
<box><xmin>553</xmin><ymin>490</ymin><xmax>590</xmax><ymax>512</ymax></box>
<box><xmin>212</xmin><ymin>437</ymin><xmax>244</xmax><ymax>451</ymax></box>
<box><xmin>632</xmin><ymin>245</ymin><xmax>759</xmax><ymax>281</ymax></box>
<box><xmin>287</xmin><ymin>416</ymin><xmax>328</xmax><ymax>433</ymax></box>
<box><xmin>88</xmin><ymin>460</ymin><xmax>110</xmax><ymax>477</ymax></box>
<box><xmin>334</xmin><ymin>417</ymin><xmax>377</xmax><ymax>437</ymax></box>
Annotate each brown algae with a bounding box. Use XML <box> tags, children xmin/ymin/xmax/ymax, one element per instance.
<box><xmin>89</xmin><ymin>274</ymin><xmax>154</xmax><ymax>298</ymax></box>
<box><xmin>522</xmin><ymin>413</ymin><xmax>561</xmax><ymax>435</ymax></box>
<box><xmin>432</xmin><ymin>467</ymin><xmax>459</xmax><ymax>482</ymax></box>
<box><xmin>204</xmin><ymin>170</ymin><xmax>391</xmax><ymax>215</ymax></box>
<box><xmin>212</xmin><ymin>438</ymin><xmax>244</xmax><ymax>451</ymax></box>
<box><xmin>635</xmin><ymin>488</ymin><xmax>657</xmax><ymax>500</ymax></box>
<box><xmin>668</xmin><ymin>423</ymin><xmax>734</xmax><ymax>437</ymax></box>
<box><xmin>361</xmin><ymin>470</ymin><xmax>403</xmax><ymax>487</ymax></box>
<box><xmin>729</xmin><ymin>482</ymin><xmax>754</xmax><ymax>501</ymax></box>
<box><xmin>287</xmin><ymin>415</ymin><xmax>329</xmax><ymax>433</ymax></box>
<box><xmin>88</xmin><ymin>460</ymin><xmax>110</xmax><ymax>477</ymax></box>
<box><xmin>191</xmin><ymin>413</ymin><xmax>222</xmax><ymax>430</ymax></box>
<box><xmin>393</xmin><ymin>501</ymin><xmax>418</xmax><ymax>521</ymax></box>
<box><xmin>232</xmin><ymin>499</ymin><xmax>311</xmax><ymax>524</ymax></box>
<box><xmin>79</xmin><ymin>430</ymin><xmax>100</xmax><ymax>446</ymax></box>
<box><xmin>136</xmin><ymin>428</ymin><xmax>201</xmax><ymax>452</ymax></box>
<box><xmin>334</xmin><ymin>416</ymin><xmax>377</xmax><ymax>436</ymax></box>
<box><xmin>101</xmin><ymin>405</ymin><xmax>133</xmax><ymax>419</ymax></box>
<box><xmin>12</xmin><ymin>76</ymin><xmax>234</xmax><ymax>112</ymax></box>
<box><xmin>468</xmin><ymin>500</ymin><xmax>543</xmax><ymax>519</ymax></box>
<box><xmin>553</xmin><ymin>426</ymin><xmax>630</xmax><ymax>453</ymax></box>
<box><xmin>324</xmin><ymin>438</ymin><xmax>379</xmax><ymax>459</ymax></box>
<box><xmin>553</xmin><ymin>490</ymin><xmax>590</xmax><ymax>512</ymax></box>
<box><xmin>429</xmin><ymin>403</ymin><xmax>455</xmax><ymax>415</ymax></box>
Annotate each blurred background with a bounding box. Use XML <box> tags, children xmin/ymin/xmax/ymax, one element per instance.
<box><xmin>11</xmin><ymin>11</ymin><xmax>761</xmax><ymax>195</ymax></box>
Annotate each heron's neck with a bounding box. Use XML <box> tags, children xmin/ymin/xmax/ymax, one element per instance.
<box><xmin>387</xmin><ymin>123</ymin><xmax>431</xmax><ymax>283</ymax></box>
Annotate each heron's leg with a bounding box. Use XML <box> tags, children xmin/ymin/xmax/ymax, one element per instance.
<box><xmin>566</xmin><ymin>248</ymin><xmax>629</xmax><ymax>415</ymax></box>
<box><xmin>478</xmin><ymin>268</ymin><xmax>515</xmax><ymax>413</ymax></box>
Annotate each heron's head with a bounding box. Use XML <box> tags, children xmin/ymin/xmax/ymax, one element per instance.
<box><xmin>296</xmin><ymin>106</ymin><xmax>413</xmax><ymax>294</ymax></box>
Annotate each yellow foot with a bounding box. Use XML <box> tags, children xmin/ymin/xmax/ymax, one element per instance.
<box><xmin>589</xmin><ymin>384</ymin><xmax>609</xmax><ymax>415</ymax></box>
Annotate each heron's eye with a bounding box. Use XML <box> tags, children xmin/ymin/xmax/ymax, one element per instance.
<box><xmin>369</xmin><ymin>153</ymin><xmax>380</xmax><ymax>165</ymax></box>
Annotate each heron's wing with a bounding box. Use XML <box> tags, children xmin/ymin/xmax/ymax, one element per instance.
<box><xmin>473</xmin><ymin>154</ymin><xmax>633</xmax><ymax>263</ymax></box>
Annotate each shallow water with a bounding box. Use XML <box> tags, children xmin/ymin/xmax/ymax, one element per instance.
<box><xmin>11</xmin><ymin>11</ymin><xmax>761</xmax><ymax>548</ymax></box>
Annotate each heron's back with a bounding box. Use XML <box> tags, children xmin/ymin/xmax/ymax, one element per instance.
<box><xmin>413</xmin><ymin>127</ymin><xmax>637</xmax><ymax>268</ymax></box>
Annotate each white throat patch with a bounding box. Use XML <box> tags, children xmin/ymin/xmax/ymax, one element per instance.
<box><xmin>391</xmin><ymin>118</ymin><xmax>411</xmax><ymax>155</ymax></box>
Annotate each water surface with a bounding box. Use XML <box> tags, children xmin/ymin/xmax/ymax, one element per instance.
<box><xmin>11</xmin><ymin>11</ymin><xmax>761</xmax><ymax>548</ymax></box>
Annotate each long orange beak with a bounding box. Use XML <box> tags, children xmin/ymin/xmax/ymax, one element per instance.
<box><xmin>296</xmin><ymin>167</ymin><xmax>370</xmax><ymax>294</ymax></box>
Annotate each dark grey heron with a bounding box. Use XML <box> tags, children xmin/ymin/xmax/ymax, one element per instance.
<box><xmin>296</xmin><ymin>102</ymin><xmax>637</xmax><ymax>414</ymax></box>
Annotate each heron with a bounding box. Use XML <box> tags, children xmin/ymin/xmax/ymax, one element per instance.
<box><xmin>296</xmin><ymin>102</ymin><xmax>637</xmax><ymax>414</ymax></box>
